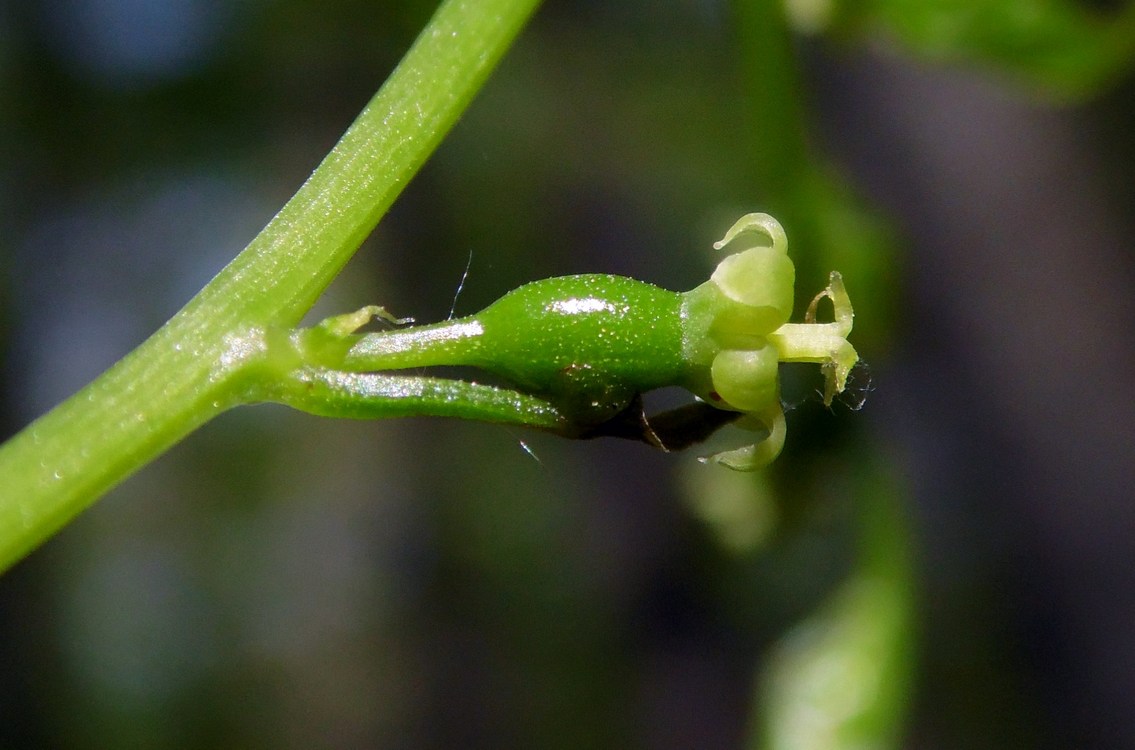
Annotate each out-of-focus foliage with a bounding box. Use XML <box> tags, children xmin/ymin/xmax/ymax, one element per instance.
<box><xmin>800</xmin><ymin>0</ymin><xmax>1135</xmax><ymax>98</ymax></box>
<box><xmin>751</xmin><ymin>461</ymin><xmax>913</xmax><ymax>750</ymax></box>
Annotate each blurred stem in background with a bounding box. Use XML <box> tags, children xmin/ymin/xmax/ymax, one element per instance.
<box><xmin>712</xmin><ymin>2</ymin><xmax>916</xmax><ymax>747</ymax></box>
<box><xmin>750</xmin><ymin>458</ymin><xmax>915</xmax><ymax>749</ymax></box>
<box><xmin>736</xmin><ymin>0</ymin><xmax>898</xmax><ymax>336</ymax></box>
<box><xmin>734</xmin><ymin>0</ymin><xmax>810</xmax><ymax>200</ymax></box>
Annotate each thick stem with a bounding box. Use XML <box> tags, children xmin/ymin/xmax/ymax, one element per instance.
<box><xmin>0</xmin><ymin>0</ymin><xmax>544</xmax><ymax>572</ymax></box>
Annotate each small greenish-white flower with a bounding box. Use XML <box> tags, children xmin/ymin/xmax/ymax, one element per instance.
<box><xmin>289</xmin><ymin>213</ymin><xmax>858</xmax><ymax>471</ymax></box>
<box><xmin>680</xmin><ymin>213</ymin><xmax>857</xmax><ymax>469</ymax></box>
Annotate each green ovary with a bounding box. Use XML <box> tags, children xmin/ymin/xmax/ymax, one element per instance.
<box><xmin>473</xmin><ymin>274</ymin><xmax>686</xmax><ymax>423</ymax></box>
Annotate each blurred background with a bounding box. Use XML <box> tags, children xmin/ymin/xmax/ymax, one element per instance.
<box><xmin>2</xmin><ymin>0</ymin><xmax>1134</xmax><ymax>747</ymax></box>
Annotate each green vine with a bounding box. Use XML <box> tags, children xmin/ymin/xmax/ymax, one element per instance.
<box><xmin>0</xmin><ymin>0</ymin><xmax>543</xmax><ymax>572</ymax></box>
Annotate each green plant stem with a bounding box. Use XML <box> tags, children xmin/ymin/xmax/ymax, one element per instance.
<box><xmin>260</xmin><ymin>368</ymin><xmax>570</xmax><ymax>432</ymax></box>
<box><xmin>0</xmin><ymin>0</ymin><xmax>543</xmax><ymax>572</ymax></box>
